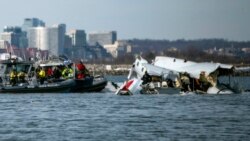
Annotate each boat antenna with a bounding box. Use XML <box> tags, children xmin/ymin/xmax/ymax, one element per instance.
<box><xmin>21</xmin><ymin>47</ymin><xmax>27</xmax><ymax>61</ymax></box>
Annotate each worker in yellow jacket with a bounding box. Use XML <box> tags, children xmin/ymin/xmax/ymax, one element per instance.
<box><xmin>10</xmin><ymin>69</ymin><xmax>17</xmax><ymax>86</ymax></box>
<box><xmin>62</xmin><ymin>66</ymin><xmax>73</xmax><ymax>79</ymax></box>
<box><xmin>38</xmin><ymin>67</ymin><xmax>46</xmax><ymax>84</ymax></box>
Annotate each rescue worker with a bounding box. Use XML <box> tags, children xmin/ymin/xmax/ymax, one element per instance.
<box><xmin>76</xmin><ymin>60</ymin><xmax>86</xmax><ymax>72</ymax></box>
<box><xmin>62</xmin><ymin>66</ymin><xmax>73</xmax><ymax>79</ymax></box>
<box><xmin>10</xmin><ymin>68</ymin><xmax>18</xmax><ymax>86</ymax></box>
<box><xmin>38</xmin><ymin>67</ymin><xmax>46</xmax><ymax>84</ymax></box>
<box><xmin>17</xmin><ymin>70</ymin><xmax>26</xmax><ymax>83</ymax></box>
<box><xmin>180</xmin><ymin>73</ymin><xmax>191</xmax><ymax>92</ymax></box>
<box><xmin>35</xmin><ymin>66</ymin><xmax>42</xmax><ymax>79</ymax></box>
<box><xmin>76</xmin><ymin>60</ymin><xmax>89</xmax><ymax>79</ymax></box>
<box><xmin>141</xmin><ymin>71</ymin><xmax>152</xmax><ymax>85</ymax></box>
<box><xmin>199</xmin><ymin>71</ymin><xmax>212</xmax><ymax>92</ymax></box>
<box><xmin>47</xmin><ymin>67</ymin><xmax>53</xmax><ymax>79</ymax></box>
<box><xmin>53</xmin><ymin>66</ymin><xmax>61</xmax><ymax>79</ymax></box>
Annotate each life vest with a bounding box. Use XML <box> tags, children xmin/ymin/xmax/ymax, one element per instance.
<box><xmin>62</xmin><ymin>68</ymin><xmax>73</xmax><ymax>78</ymax></box>
<box><xmin>10</xmin><ymin>71</ymin><xmax>17</xmax><ymax>80</ymax></box>
<box><xmin>77</xmin><ymin>73</ymin><xmax>85</xmax><ymax>79</ymax></box>
<box><xmin>18</xmin><ymin>72</ymin><xmax>25</xmax><ymax>78</ymax></box>
<box><xmin>39</xmin><ymin>70</ymin><xmax>46</xmax><ymax>78</ymax></box>
<box><xmin>47</xmin><ymin>68</ymin><xmax>53</xmax><ymax>76</ymax></box>
<box><xmin>76</xmin><ymin>63</ymin><xmax>85</xmax><ymax>71</ymax></box>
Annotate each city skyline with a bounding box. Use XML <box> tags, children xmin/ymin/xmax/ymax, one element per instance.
<box><xmin>0</xmin><ymin>0</ymin><xmax>250</xmax><ymax>41</ymax></box>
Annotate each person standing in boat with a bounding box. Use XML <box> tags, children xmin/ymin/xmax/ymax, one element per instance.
<box><xmin>46</xmin><ymin>67</ymin><xmax>53</xmax><ymax>79</ymax></box>
<box><xmin>38</xmin><ymin>67</ymin><xmax>46</xmax><ymax>84</ymax></box>
<box><xmin>76</xmin><ymin>60</ymin><xmax>89</xmax><ymax>79</ymax></box>
<box><xmin>35</xmin><ymin>66</ymin><xmax>41</xmax><ymax>79</ymax></box>
<box><xmin>10</xmin><ymin>68</ymin><xmax>18</xmax><ymax>86</ymax></box>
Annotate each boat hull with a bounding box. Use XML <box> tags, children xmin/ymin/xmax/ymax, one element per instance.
<box><xmin>70</xmin><ymin>76</ymin><xmax>107</xmax><ymax>92</ymax></box>
<box><xmin>0</xmin><ymin>79</ymin><xmax>75</xmax><ymax>93</ymax></box>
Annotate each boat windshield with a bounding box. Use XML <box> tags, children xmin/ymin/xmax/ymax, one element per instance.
<box><xmin>4</xmin><ymin>63</ymin><xmax>32</xmax><ymax>74</ymax></box>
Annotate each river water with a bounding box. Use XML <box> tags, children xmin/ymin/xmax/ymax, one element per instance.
<box><xmin>0</xmin><ymin>76</ymin><xmax>250</xmax><ymax>141</ymax></box>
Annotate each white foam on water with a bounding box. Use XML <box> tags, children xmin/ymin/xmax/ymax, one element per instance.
<box><xmin>207</xmin><ymin>86</ymin><xmax>233</xmax><ymax>94</ymax></box>
<box><xmin>103</xmin><ymin>82</ymin><xmax>123</xmax><ymax>93</ymax></box>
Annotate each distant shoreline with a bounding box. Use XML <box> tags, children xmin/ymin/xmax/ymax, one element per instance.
<box><xmin>85</xmin><ymin>64</ymin><xmax>250</xmax><ymax>76</ymax></box>
<box><xmin>86</xmin><ymin>64</ymin><xmax>130</xmax><ymax>76</ymax></box>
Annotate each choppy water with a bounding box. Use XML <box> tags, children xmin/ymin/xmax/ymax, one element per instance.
<box><xmin>0</xmin><ymin>76</ymin><xmax>249</xmax><ymax>141</ymax></box>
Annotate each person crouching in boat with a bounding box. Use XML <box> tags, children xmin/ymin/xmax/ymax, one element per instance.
<box><xmin>62</xmin><ymin>65</ymin><xmax>73</xmax><ymax>79</ymax></box>
<box><xmin>10</xmin><ymin>68</ymin><xmax>18</xmax><ymax>86</ymax></box>
<box><xmin>38</xmin><ymin>67</ymin><xmax>46</xmax><ymax>85</ymax></box>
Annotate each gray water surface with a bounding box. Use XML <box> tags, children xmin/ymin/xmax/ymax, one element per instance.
<box><xmin>0</xmin><ymin>93</ymin><xmax>250</xmax><ymax>141</ymax></box>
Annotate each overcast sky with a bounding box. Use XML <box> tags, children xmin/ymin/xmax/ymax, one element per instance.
<box><xmin>1</xmin><ymin>0</ymin><xmax>250</xmax><ymax>41</ymax></box>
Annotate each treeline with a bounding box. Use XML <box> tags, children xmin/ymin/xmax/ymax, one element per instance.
<box><xmin>129</xmin><ymin>38</ymin><xmax>250</xmax><ymax>51</ymax></box>
<box><xmin>161</xmin><ymin>46</ymin><xmax>250</xmax><ymax>65</ymax></box>
<box><xmin>113</xmin><ymin>39</ymin><xmax>250</xmax><ymax>65</ymax></box>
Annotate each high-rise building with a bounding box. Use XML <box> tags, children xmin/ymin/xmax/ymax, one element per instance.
<box><xmin>22</xmin><ymin>18</ymin><xmax>45</xmax><ymax>33</ymax></box>
<box><xmin>88</xmin><ymin>31</ymin><xmax>117</xmax><ymax>46</ymax></box>
<box><xmin>27</xmin><ymin>24</ymin><xmax>66</xmax><ymax>56</ymax></box>
<box><xmin>67</xmin><ymin>29</ymin><xmax>87</xmax><ymax>47</ymax></box>
<box><xmin>51</xmin><ymin>24</ymin><xmax>66</xmax><ymax>56</ymax></box>
<box><xmin>1</xmin><ymin>32</ymin><xmax>19</xmax><ymax>47</ymax></box>
<box><xmin>3</xmin><ymin>26</ymin><xmax>22</xmax><ymax>33</ymax></box>
<box><xmin>0</xmin><ymin>40</ymin><xmax>9</xmax><ymax>49</ymax></box>
<box><xmin>64</xmin><ymin>35</ymin><xmax>72</xmax><ymax>49</ymax></box>
<box><xmin>1</xmin><ymin>26</ymin><xmax>27</xmax><ymax>48</ymax></box>
<box><xmin>27</xmin><ymin>27</ymin><xmax>48</xmax><ymax>50</ymax></box>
